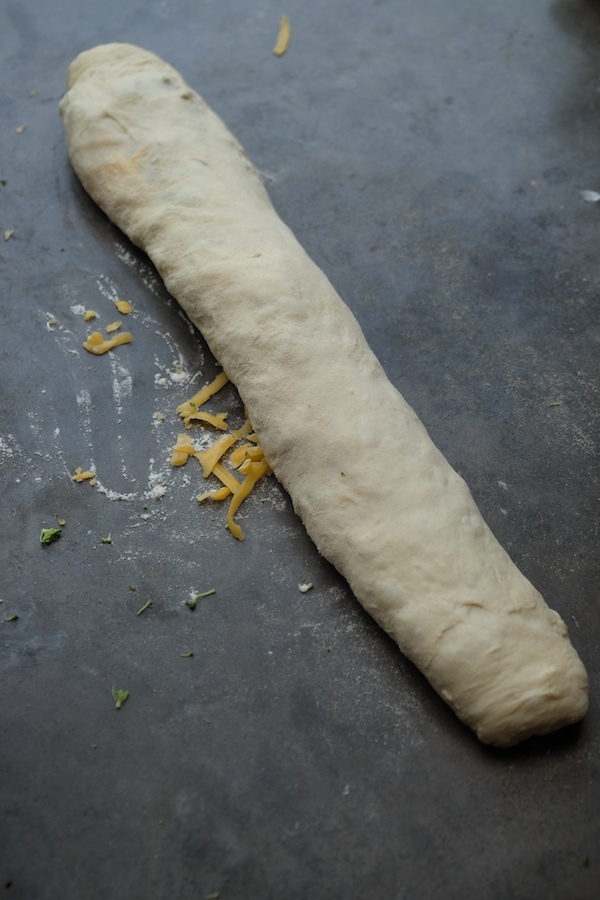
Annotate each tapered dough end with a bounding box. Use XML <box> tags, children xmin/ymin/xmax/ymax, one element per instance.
<box><xmin>424</xmin><ymin>606</ymin><xmax>589</xmax><ymax>747</ymax></box>
<box><xmin>64</xmin><ymin>42</ymin><xmax>165</xmax><ymax>91</ymax></box>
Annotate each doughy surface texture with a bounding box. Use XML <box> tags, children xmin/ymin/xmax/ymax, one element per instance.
<box><xmin>59</xmin><ymin>43</ymin><xmax>588</xmax><ymax>746</ymax></box>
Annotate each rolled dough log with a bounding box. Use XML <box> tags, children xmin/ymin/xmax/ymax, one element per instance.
<box><xmin>59</xmin><ymin>43</ymin><xmax>588</xmax><ymax>746</ymax></box>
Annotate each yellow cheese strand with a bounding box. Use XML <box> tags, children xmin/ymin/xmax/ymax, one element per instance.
<box><xmin>186</xmin><ymin>410</ymin><xmax>228</xmax><ymax>430</ymax></box>
<box><xmin>194</xmin><ymin>433</ymin><xmax>237</xmax><ymax>478</ymax></box>
<box><xmin>229</xmin><ymin>442</ymin><xmax>255</xmax><ymax>468</ymax></box>
<box><xmin>227</xmin><ymin>458</ymin><xmax>271</xmax><ymax>540</ymax></box>
<box><xmin>273</xmin><ymin>15</ymin><xmax>291</xmax><ymax>57</ymax></box>
<box><xmin>72</xmin><ymin>467</ymin><xmax>95</xmax><ymax>482</ymax></box>
<box><xmin>197</xmin><ymin>485</ymin><xmax>231</xmax><ymax>503</ymax></box>
<box><xmin>211</xmin><ymin>463</ymin><xmax>242</xmax><ymax>494</ymax></box>
<box><xmin>177</xmin><ymin>371</ymin><xmax>229</xmax><ymax>425</ymax></box>
<box><xmin>83</xmin><ymin>330</ymin><xmax>132</xmax><ymax>355</ymax></box>
<box><xmin>230</xmin><ymin>417</ymin><xmax>253</xmax><ymax>440</ymax></box>
<box><xmin>170</xmin><ymin>433</ymin><xmax>196</xmax><ymax>466</ymax></box>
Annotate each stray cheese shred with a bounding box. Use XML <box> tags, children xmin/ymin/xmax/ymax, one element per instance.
<box><xmin>72</xmin><ymin>466</ymin><xmax>95</xmax><ymax>482</ymax></box>
<box><xmin>105</xmin><ymin>320</ymin><xmax>122</xmax><ymax>333</ymax></box>
<box><xmin>115</xmin><ymin>298</ymin><xmax>132</xmax><ymax>314</ymax></box>
<box><xmin>83</xmin><ymin>330</ymin><xmax>132</xmax><ymax>354</ymax></box>
<box><xmin>273</xmin><ymin>15</ymin><xmax>291</xmax><ymax>57</ymax></box>
<box><xmin>170</xmin><ymin>433</ymin><xmax>196</xmax><ymax>466</ymax></box>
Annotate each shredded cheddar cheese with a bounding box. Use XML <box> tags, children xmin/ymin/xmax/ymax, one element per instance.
<box><xmin>105</xmin><ymin>320</ymin><xmax>122</xmax><ymax>333</ymax></box>
<box><xmin>194</xmin><ymin>433</ymin><xmax>237</xmax><ymax>478</ymax></box>
<box><xmin>170</xmin><ymin>433</ymin><xmax>196</xmax><ymax>466</ymax></box>
<box><xmin>197</xmin><ymin>485</ymin><xmax>232</xmax><ymax>503</ymax></box>
<box><xmin>72</xmin><ymin>467</ymin><xmax>95</xmax><ymax>482</ymax></box>
<box><xmin>273</xmin><ymin>15</ymin><xmax>291</xmax><ymax>57</ymax></box>
<box><xmin>84</xmin><ymin>309</ymin><xmax>97</xmax><ymax>321</ymax></box>
<box><xmin>185</xmin><ymin>410</ymin><xmax>229</xmax><ymax>430</ymax></box>
<box><xmin>229</xmin><ymin>443</ymin><xmax>251</xmax><ymax>468</ymax></box>
<box><xmin>230</xmin><ymin>417</ymin><xmax>253</xmax><ymax>440</ymax></box>
<box><xmin>211</xmin><ymin>462</ymin><xmax>242</xmax><ymax>494</ymax></box>
<box><xmin>177</xmin><ymin>371</ymin><xmax>229</xmax><ymax>426</ymax></box>
<box><xmin>115</xmin><ymin>298</ymin><xmax>132</xmax><ymax>314</ymax></box>
<box><xmin>230</xmin><ymin>443</ymin><xmax>265</xmax><ymax>468</ymax></box>
<box><xmin>171</xmin><ymin>371</ymin><xmax>272</xmax><ymax>538</ymax></box>
<box><xmin>83</xmin><ymin>330</ymin><xmax>132</xmax><ymax>355</ymax></box>
<box><xmin>227</xmin><ymin>459</ymin><xmax>272</xmax><ymax>540</ymax></box>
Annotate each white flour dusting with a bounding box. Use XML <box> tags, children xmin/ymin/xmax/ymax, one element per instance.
<box><xmin>95</xmin><ymin>479</ymin><xmax>136</xmax><ymax>502</ymax></box>
<box><xmin>193</xmin><ymin>432</ymin><xmax>217</xmax><ymax>453</ymax></box>
<box><xmin>43</xmin><ymin>311</ymin><xmax>81</xmax><ymax>355</ymax></box>
<box><xmin>0</xmin><ymin>434</ymin><xmax>16</xmax><ymax>462</ymax></box>
<box><xmin>146</xmin><ymin>477</ymin><xmax>168</xmax><ymax>500</ymax></box>
<box><xmin>154</xmin><ymin>328</ymin><xmax>193</xmax><ymax>360</ymax></box>
<box><xmin>113</xmin><ymin>243</ymin><xmax>137</xmax><ymax>268</ymax></box>
<box><xmin>109</xmin><ymin>355</ymin><xmax>133</xmax><ymax>417</ymax></box>
<box><xmin>569</xmin><ymin>423</ymin><xmax>596</xmax><ymax>456</ymax></box>
<box><xmin>26</xmin><ymin>410</ymin><xmax>42</xmax><ymax>442</ymax></box>
<box><xmin>75</xmin><ymin>388</ymin><xmax>94</xmax><ymax>432</ymax></box>
<box><xmin>254</xmin><ymin>476</ymin><xmax>287</xmax><ymax>511</ymax></box>
<box><xmin>154</xmin><ymin>354</ymin><xmax>194</xmax><ymax>388</ymax></box>
<box><xmin>95</xmin><ymin>274</ymin><xmax>120</xmax><ymax>303</ymax></box>
<box><xmin>144</xmin><ymin>458</ymin><xmax>169</xmax><ymax>500</ymax></box>
<box><xmin>113</xmin><ymin>241</ymin><xmax>161</xmax><ymax>294</ymax></box>
<box><xmin>169</xmin><ymin>369</ymin><xmax>189</xmax><ymax>384</ymax></box>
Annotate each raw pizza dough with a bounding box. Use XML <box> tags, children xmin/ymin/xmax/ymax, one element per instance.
<box><xmin>59</xmin><ymin>43</ymin><xmax>588</xmax><ymax>746</ymax></box>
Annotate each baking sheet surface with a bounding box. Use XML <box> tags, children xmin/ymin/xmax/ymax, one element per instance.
<box><xmin>1</xmin><ymin>1</ymin><xmax>599</xmax><ymax>898</ymax></box>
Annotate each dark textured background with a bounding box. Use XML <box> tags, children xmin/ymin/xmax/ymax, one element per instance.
<box><xmin>1</xmin><ymin>1</ymin><xmax>598</xmax><ymax>897</ymax></box>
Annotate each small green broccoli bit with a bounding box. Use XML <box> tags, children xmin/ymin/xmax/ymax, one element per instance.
<box><xmin>111</xmin><ymin>687</ymin><xmax>129</xmax><ymax>709</ymax></box>
<box><xmin>186</xmin><ymin>589</ymin><xmax>215</xmax><ymax>610</ymax></box>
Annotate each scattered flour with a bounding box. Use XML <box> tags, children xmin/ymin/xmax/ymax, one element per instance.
<box><xmin>95</xmin><ymin>274</ymin><xmax>120</xmax><ymax>303</ymax></box>
<box><xmin>113</xmin><ymin>241</ymin><xmax>161</xmax><ymax>294</ymax></box>
<box><xmin>144</xmin><ymin>458</ymin><xmax>169</xmax><ymax>500</ymax></box>
<box><xmin>254</xmin><ymin>475</ymin><xmax>287</xmax><ymax>511</ymax></box>
<box><xmin>95</xmin><ymin>480</ymin><xmax>136</xmax><ymax>502</ymax></box>
<box><xmin>0</xmin><ymin>434</ymin><xmax>16</xmax><ymax>462</ymax></box>
<box><xmin>193</xmin><ymin>431</ymin><xmax>217</xmax><ymax>453</ymax></box>
<box><xmin>109</xmin><ymin>356</ymin><xmax>133</xmax><ymax>416</ymax></box>
<box><xmin>154</xmin><ymin>355</ymin><xmax>193</xmax><ymax>388</ymax></box>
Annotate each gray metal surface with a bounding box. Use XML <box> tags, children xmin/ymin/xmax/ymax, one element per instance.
<box><xmin>1</xmin><ymin>1</ymin><xmax>598</xmax><ymax>897</ymax></box>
